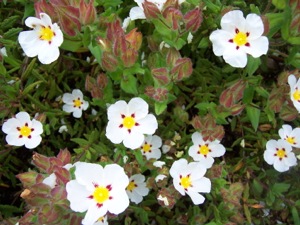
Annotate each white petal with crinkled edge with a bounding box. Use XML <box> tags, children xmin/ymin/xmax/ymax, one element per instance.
<box><xmin>284</xmin><ymin>152</ymin><xmax>297</xmax><ymax>166</ymax></box>
<box><xmin>62</xmin><ymin>93</ymin><xmax>75</xmax><ymax>104</ymax></box>
<box><xmin>288</xmin><ymin>74</ymin><xmax>297</xmax><ymax>87</ymax></box>
<box><xmin>31</xmin><ymin>119</ymin><xmax>43</xmax><ymax>135</ymax></box>
<box><xmin>273</xmin><ymin>159</ymin><xmax>289</xmax><ymax>172</ymax></box>
<box><xmin>25</xmin><ymin>17</ymin><xmax>44</xmax><ymax>28</ymax></box>
<box><xmin>103</xmin><ymin>164</ymin><xmax>129</xmax><ymax>188</ymax></box>
<box><xmin>143</xmin><ymin>148</ymin><xmax>161</xmax><ymax>160</ymax></box>
<box><xmin>128</xmin><ymin>97</ymin><xmax>149</xmax><ymax>120</ymax></box>
<box><xmin>6</xmin><ymin>134</ymin><xmax>26</xmax><ymax>146</ymax></box>
<box><xmin>223</xmin><ymin>45</ymin><xmax>248</xmax><ymax>68</ymax></box>
<box><xmin>74</xmin><ymin>162</ymin><xmax>103</xmax><ymax>189</ymax></box>
<box><xmin>106</xmin><ymin>120</ymin><xmax>127</xmax><ymax>144</ymax></box>
<box><xmin>134</xmin><ymin>114</ymin><xmax>158</xmax><ymax>134</ymax></box>
<box><xmin>37</xmin><ymin>42</ymin><xmax>60</xmax><ymax>64</ymax></box>
<box><xmin>129</xmin><ymin>6</ymin><xmax>146</xmax><ymax>20</ymax></box>
<box><xmin>123</xmin><ymin>131</ymin><xmax>145</xmax><ymax>149</ymax></box>
<box><xmin>2</xmin><ymin>118</ymin><xmax>20</xmax><ymax>134</ymax></box>
<box><xmin>72</xmin><ymin>89</ymin><xmax>84</xmax><ymax>98</ymax></box>
<box><xmin>107</xmin><ymin>100</ymin><xmax>127</xmax><ymax>122</ymax></box>
<box><xmin>72</xmin><ymin>109</ymin><xmax>83</xmax><ymax>118</ymax></box>
<box><xmin>24</xmin><ymin>135</ymin><xmax>42</xmax><ymax>149</ymax></box>
<box><xmin>245</xmin><ymin>13</ymin><xmax>264</xmax><ymax>39</ymax></box>
<box><xmin>187</xmin><ymin>191</ymin><xmax>205</xmax><ymax>205</ymax></box>
<box><xmin>209</xmin><ymin>141</ymin><xmax>226</xmax><ymax>157</ymax></box>
<box><xmin>82</xmin><ymin>204</ymin><xmax>108</xmax><ymax>225</ymax></box>
<box><xmin>221</xmin><ymin>10</ymin><xmax>246</xmax><ymax>33</ymax></box>
<box><xmin>209</xmin><ymin>29</ymin><xmax>233</xmax><ymax>56</ymax></box>
<box><xmin>244</xmin><ymin>36</ymin><xmax>269</xmax><ymax>58</ymax></box>
<box><xmin>66</xmin><ymin>180</ymin><xmax>92</xmax><ymax>212</ymax></box>
<box><xmin>63</xmin><ymin>104</ymin><xmax>75</xmax><ymax>113</ymax></box>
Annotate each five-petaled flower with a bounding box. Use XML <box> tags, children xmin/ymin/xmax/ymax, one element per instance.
<box><xmin>278</xmin><ymin>124</ymin><xmax>300</xmax><ymax>148</ymax></box>
<box><xmin>2</xmin><ymin>112</ymin><xmax>43</xmax><ymax>149</ymax></box>
<box><xmin>288</xmin><ymin>74</ymin><xmax>300</xmax><ymax>112</ymax></box>
<box><xmin>170</xmin><ymin>158</ymin><xmax>211</xmax><ymax>204</ymax></box>
<box><xmin>126</xmin><ymin>174</ymin><xmax>149</xmax><ymax>204</ymax></box>
<box><xmin>140</xmin><ymin>135</ymin><xmax>162</xmax><ymax>160</ymax></box>
<box><xmin>66</xmin><ymin>162</ymin><xmax>129</xmax><ymax>225</ymax></box>
<box><xmin>209</xmin><ymin>10</ymin><xmax>269</xmax><ymax>68</ymax></box>
<box><xmin>106</xmin><ymin>97</ymin><xmax>158</xmax><ymax>149</ymax></box>
<box><xmin>188</xmin><ymin>132</ymin><xmax>226</xmax><ymax>169</ymax></box>
<box><xmin>62</xmin><ymin>89</ymin><xmax>89</xmax><ymax>118</ymax></box>
<box><xmin>263</xmin><ymin>139</ymin><xmax>297</xmax><ymax>172</ymax></box>
<box><xmin>18</xmin><ymin>13</ymin><xmax>63</xmax><ymax>64</ymax></box>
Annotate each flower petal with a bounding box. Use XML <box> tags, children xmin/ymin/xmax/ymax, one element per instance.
<box><xmin>186</xmin><ymin>191</ymin><xmax>205</xmax><ymax>205</ymax></box>
<box><xmin>37</xmin><ymin>43</ymin><xmax>60</xmax><ymax>64</ymax></box>
<box><xmin>74</xmin><ymin>162</ymin><xmax>104</xmax><ymax>188</ymax></box>
<box><xmin>72</xmin><ymin>109</ymin><xmax>83</xmax><ymax>118</ymax></box>
<box><xmin>273</xmin><ymin>159</ymin><xmax>289</xmax><ymax>172</ymax></box>
<box><xmin>18</xmin><ymin>31</ymin><xmax>43</xmax><ymax>57</ymax></box>
<box><xmin>209</xmin><ymin>29</ymin><xmax>233</xmax><ymax>56</ymax></box>
<box><xmin>134</xmin><ymin>114</ymin><xmax>158</xmax><ymax>135</ymax></box>
<box><xmin>6</xmin><ymin>134</ymin><xmax>26</xmax><ymax>146</ymax></box>
<box><xmin>221</xmin><ymin>10</ymin><xmax>246</xmax><ymax>33</ymax></box>
<box><xmin>245</xmin><ymin>36</ymin><xmax>269</xmax><ymax>58</ymax></box>
<box><xmin>66</xmin><ymin>180</ymin><xmax>92</xmax><ymax>212</ymax></box>
<box><xmin>223</xmin><ymin>46</ymin><xmax>248</xmax><ymax>68</ymax></box>
<box><xmin>123</xmin><ymin>131</ymin><xmax>145</xmax><ymax>149</ymax></box>
<box><xmin>128</xmin><ymin>97</ymin><xmax>149</xmax><ymax>120</ymax></box>
<box><xmin>106</xmin><ymin>121</ymin><xmax>127</xmax><ymax>144</ymax></box>
<box><xmin>107</xmin><ymin>100</ymin><xmax>127</xmax><ymax>121</ymax></box>
<box><xmin>245</xmin><ymin>13</ymin><xmax>264</xmax><ymax>39</ymax></box>
<box><xmin>24</xmin><ymin>135</ymin><xmax>42</xmax><ymax>149</ymax></box>
<box><xmin>129</xmin><ymin>6</ymin><xmax>146</xmax><ymax>20</ymax></box>
<box><xmin>63</xmin><ymin>104</ymin><xmax>75</xmax><ymax>113</ymax></box>
<box><xmin>106</xmin><ymin>189</ymin><xmax>129</xmax><ymax>214</ymax></box>
<box><xmin>82</xmin><ymin>204</ymin><xmax>107</xmax><ymax>225</ymax></box>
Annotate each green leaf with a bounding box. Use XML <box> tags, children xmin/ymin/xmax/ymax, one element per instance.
<box><xmin>152</xmin><ymin>19</ymin><xmax>172</xmax><ymax>40</ymax></box>
<box><xmin>245</xmin><ymin>56</ymin><xmax>261</xmax><ymax>76</ymax></box>
<box><xmin>22</xmin><ymin>80</ymin><xmax>44</xmax><ymax>95</ymax></box>
<box><xmin>243</xmin><ymin>86</ymin><xmax>255</xmax><ymax>104</ymax></box>
<box><xmin>61</xmin><ymin>38</ymin><xmax>83</xmax><ymax>52</ymax></box>
<box><xmin>246</xmin><ymin>105</ymin><xmax>260</xmax><ymax>131</ymax></box>
<box><xmin>155</xmin><ymin>101</ymin><xmax>168</xmax><ymax>115</ymax></box>
<box><xmin>21</xmin><ymin>58</ymin><xmax>36</xmax><ymax>80</ymax></box>
<box><xmin>272</xmin><ymin>0</ymin><xmax>286</xmax><ymax>9</ymax></box>
<box><xmin>121</xmin><ymin>74</ymin><xmax>138</xmax><ymax>95</ymax></box>
<box><xmin>272</xmin><ymin>183</ymin><xmax>290</xmax><ymax>195</ymax></box>
<box><xmin>292</xmin><ymin>206</ymin><xmax>300</xmax><ymax>225</ymax></box>
<box><xmin>266</xmin><ymin>13</ymin><xmax>285</xmax><ymax>37</ymax></box>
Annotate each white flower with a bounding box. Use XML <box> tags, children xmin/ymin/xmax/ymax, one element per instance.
<box><xmin>288</xmin><ymin>74</ymin><xmax>300</xmax><ymax>112</ymax></box>
<box><xmin>2</xmin><ymin>112</ymin><xmax>43</xmax><ymax>149</ymax></box>
<box><xmin>157</xmin><ymin>194</ymin><xmax>169</xmax><ymax>206</ymax></box>
<box><xmin>187</xmin><ymin>32</ymin><xmax>193</xmax><ymax>44</ymax></box>
<box><xmin>93</xmin><ymin>215</ymin><xmax>108</xmax><ymax>225</ymax></box>
<box><xmin>209</xmin><ymin>10</ymin><xmax>269</xmax><ymax>68</ymax></box>
<box><xmin>155</xmin><ymin>174</ymin><xmax>167</xmax><ymax>182</ymax></box>
<box><xmin>42</xmin><ymin>173</ymin><xmax>57</xmax><ymax>189</ymax></box>
<box><xmin>170</xmin><ymin>158</ymin><xmax>211</xmax><ymax>204</ymax></box>
<box><xmin>126</xmin><ymin>174</ymin><xmax>149</xmax><ymax>204</ymax></box>
<box><xmin>263</xmin><ymin>139</ymin><xmax>297</xmax><ymax>172</ymax></box>
<box><xmin>58</xmin><ymin>125</ymin><xmax>68</xmax><ymax>133</ymax></box>
<box><xmin>129</xmin><ymin>0</ymin><xmax>166</xmax><ymax>20</ymax></box>
<box><xmin>162</xmin><ymin>144</ymin><xmax>171</xmax><ymax>153</ymax></box>
<box><xmin>106</xmin><ymin>97</ymin><xmax>158</xmax><ymax>149</ymax></box>
<box><xmin>188</xmin><ymin>132</ymin><xmax>226</xmax><ymax>169</ymax></box>
<box><xmin>66</xmin><ymin>162</ymin><xmax>129</xmax><ymax>225</ymax></box>
<box><xmin>278</xmin><ymin>124</ymin><xmax>300</xmax><ymax>148</ymax></box>
<box><xmin>62</xmin><ymin>89</ymin><xmax>89</xmax><ymax>118</ymax></box>
<box><xmin>140</xmin><ymin>135</ymin><xmax>162</xmax><ymax>160</ymax></box>
<box><xmin>153</xmin><ymin>160</ymin><xmax>165</xmax><ymax>168</ymax></box>
<box><xmin>18</xmin><ymin>13</ymin><xmax>63</xmax><ymax>64</ymax></box>
<box><xmin>0</xmin><ymin>47</ymin><xmax>7</xmax><ymax>57</ymax></box>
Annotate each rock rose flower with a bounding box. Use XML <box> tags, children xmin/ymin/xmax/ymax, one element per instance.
<box><xmin>62</xmin><ymin>89</ymin><xmax>89</xmax><ymax>118</ymax></box>
<box><xmin>188</xmin><ymin>132</ymin><xmax>226</xmax><ymax>169</ymax></box>
<box><xmin>2</xmin><ymin>112</ymin><xmax>43</xmax><ymax>149</ymax></box>
<box><xmin>209</xmin><ymin>10</ymin><xmax>269</xmax><ymax>68</ymax></box>
<box><xmin>66</xmin><ymin>162</ymin><xmax>129</xmax><ymax>225</ymax></box>
<box><xmin>126</xmin><ymin>174</ymin><xmax>149</xmax><ymax>204</ymax></box>
<box><xmin>288</xmin><ymin>74</ymin><xmax>300</xmax><ymax>112</ymax></box>
<box><xmin>170</xmin><ymin>158</ymin><xmax>211</xmax><ymax>204</ymax></box>
<box><xmin>106</xmin><ymin>97</ymin><xmax>158</xmax><ymax>149</ymax></box>
<box><xmin>263</xmin><ymin>139</ymin><xmax>297</xmax><ymax>172</ymax></box>
<box><xmin>18</xmin><ymin>13</ymin><xmax>63</xmax><ymax>64</ymax></box>
<box><xmin>278</xmin><ymin>124</ymin><xmax>300</xmax><ymax>148</ymax></box>
<box><xmin>140</xmin><ymin>135</ymin><xmax>162</xmax><ymax>160</ymax></box>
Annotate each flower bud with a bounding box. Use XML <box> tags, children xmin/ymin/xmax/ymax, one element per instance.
<box><xmin>143</xmin><ymin>0</ymin><xmax>161</xmax><ymax>19</ymax></box>
<box><xmin>79</xmin><ymin>0</ymin><xmax>96</xmax><ymax>25</ymax></box>
<box><xmin>184</xmin><ymin>8</ymin><xmax>202</xmax><ymax>32</ymax></box>
<box><xmin>152</xmin><ymin>67</ymin><xmax>170</xmax><ymax>85</ymax></box>
<box><xmin>125</xmin><ymin>28</ymin><xmax>143</xmax><ymax>51</ymax></box>
<box><xmin>101</xmin><ymin>52</ymin><xmax>119</xmax><ymax>72</ymax></box>
<box><xmin>170</xmin><ymin>57</ymin><xmax>193</xmax><ymax>81</ymax></box>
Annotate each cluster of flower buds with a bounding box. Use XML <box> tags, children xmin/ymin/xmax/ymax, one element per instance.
<box><xmin>98</xmin><ymin>20</ymin><xmax>142</xmax><ymax>71</ymax></box>
<box><xmin>35</xmin><ymin>0</ymin><xmax>96</xmax><ymax>36</ymax></box>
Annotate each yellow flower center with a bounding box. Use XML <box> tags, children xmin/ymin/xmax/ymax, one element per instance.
<box><xmin>233</xmin><ymin>31</ymin><xmax>248</xmax><ymax>46</ymax></box>
<box><xmin>19</xmin><ymin>125</ymin><xmax>32</xmax><ymax>137</ymax></box>
<box><xmin>199</xmin><ymin>145</ymin><xmax>209</xmax><ymax>156</ymax></box>
<box><xmin>93</xmin><ymin>186</ymin><xmax>110</xmax><ymax>204</ymax></box>
<box><xmin>123</xmin><ymin>116</ymin><xmax>135</xmax><ymax>129</ymax></box>
<box><xmin>180</xmin><ymin>175</ymin><xmax>192</xmax><ymax>189</ymax></box>
<box><xmin>39</xmin><ymin>26</ymin><xmax>54</xmax><ymax>41</ymax></box>
<box><xmin>126</xmin><ymin>181</ymin><xmax>137</xmax><ymax>192</ymax></box>
<box><xmin>286</xmin><ymin>136</ymin><xmax>295</xmax><ymax>145</ymax></box>
<box><xmin>142</xmin><ymin>143</ymin><xmax>151</xmax><ymax>152</ymax></box>
<box><xmin>276</xmin><ymin>149</ymin><xmax>286</xmax><ymax>158</ymax></box>
<box><xmin>73</xmin><ymin>98</ymin><xmax>82</xmax><ymax>108</ymax></box>
<box><xmin>293</xmin><ymin>89</ymin><xmax>300</xmax><ymax>101</ymax></box>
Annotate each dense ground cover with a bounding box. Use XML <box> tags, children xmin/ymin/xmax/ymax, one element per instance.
<box><xmin>0</xmin><ymin>0</ymin><xmax>300</xmax><ymax>224</ymax></box>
